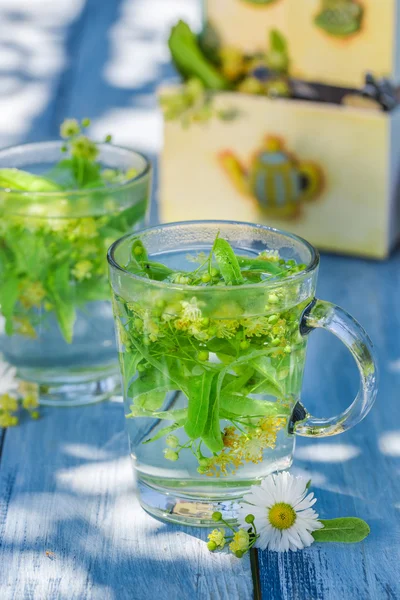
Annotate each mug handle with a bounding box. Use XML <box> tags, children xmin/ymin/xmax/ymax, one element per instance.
<box><xmin>293</xmin><ymin>299</ymin><xmax>378</xmax><ymax>437</ymax></box>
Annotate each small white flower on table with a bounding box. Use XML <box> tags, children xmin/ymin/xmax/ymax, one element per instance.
<box><xmin>238</xmin><ymin>472</ymin><xmax>323</xmax><ymax>552</ymax></box>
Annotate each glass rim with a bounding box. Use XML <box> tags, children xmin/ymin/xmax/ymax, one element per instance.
<box><xmin>0</xmin><ymin>140</ymin><xmax>151</xmax><ymax>197</ymax></box>
<box><xmin>107</xmin><ymin>219</ymin><xmax>320</xmax><ymax>291</ymax></box>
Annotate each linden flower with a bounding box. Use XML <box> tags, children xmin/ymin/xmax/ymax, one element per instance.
<box><xmin>142</xmin><ymin>310</ymin><xmax>161</xmax><ymax>342</ymax></box>
<box><xmin>259</xmin><ymin>250</ymin><xmax>280</xmax><ymax>263</ymax></box>
<box><xmin>72</xmin><ymin>260</ymin><xmax>92</xmax><ymax>281</ymax></box>
<box><xmin>229</xmin><ymin>529</ymin><xmax>250</xmax><ymax>553</ymax></box>
<box><xmin>212</xmin><ymin>319</ymin><xmax>239</xmax><ymax>339</ymax></box>
<box><xmin>71</xmin><ymin>135</ymin><xmax>99</xmax><ymax>161</ymax></box>
<box><xmin>241</xmin><ymin>316</ymin><xmax>270</xmax><ymax>338</ymax></box>
<box><xmin>60</xmin><ymin>118</ymin><xmax>80</xmax><ymax>139</ymax></box>
<box><xmin>181</xmin><ymin>297</ymin><xmax>202</xmax><ymax>321</ymax></box>
<box><xmin>238</xmin><ymin>472</ymin><xmax>323</xmax><ymax>552</ymax></box>
<box><xmin>208</xmin><ymin>528</ymin><xmax>226</xmax><ymax>550</ymax></box>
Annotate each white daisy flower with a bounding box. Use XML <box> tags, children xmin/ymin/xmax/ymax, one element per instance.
<box><xmin>0</xmin><ymin>360</ymin><xmax>19</xmax><ymax>396</ymax></box>
<box><xmin>238</xmin><ymin>472</ymin><xmax>323</xmax><ymax>552</ymax></box>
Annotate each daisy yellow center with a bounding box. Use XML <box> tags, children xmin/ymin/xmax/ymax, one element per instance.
<box><xmin>268</xmin><ymin>502</ymin><xmax>297</xmax><ymax>530</ymax></box>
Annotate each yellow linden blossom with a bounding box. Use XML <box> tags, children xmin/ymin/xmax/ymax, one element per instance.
<box><xmin>72</xmin><ymin>260</ymin><xmax>92</xmax><ymax>281</ymax></box>
<box><xmin>208</xmin><ymin>528</ymin><xmax>226</xmax><ymax>550</ymax></box>
<box><xmin>0</xmin><ymin>394</ymin><xmax>18</xmax><ymax>412</ymax></box>
<box><xmin>181</xmin><ymin>297</ymin><xmax>202</xmax><ymax>321</ymax></box>
<box><xmin>22</xmin><ymin>393</ymin><xmax>39</xmax><ymax>411</ymax></box>
<box><xmin>142</xmin><ymin>310</ymin><xmax>161</xmax><ymax>342</ymax></box>
<box><xmin>229</xmin><ymin>529</ymin><xmax>250</xmax><ymax>553</ymax></box>
<box><xmin>60</xmin><ymin>118</ymin><xmax>80</xmax><ymax>139</ymax></box>
<box><xmin>19</xmin><ymin>281</ymin><xmax>46</xmax><ymax>309</ymax></box>
<box><xmin>67</xmin><ymin>218</ymin><xmax>98</xmax><ymax>240</ymax></box>
<box><xmin>71</xmin><ymin>135</ymin><xmax>99</xmax><ymax>161</ymax></box>
<box><xmin>259</xmin><ymin>250</ymin><xmax>280</xmax><ymax>263</ymax></box>
<box><xmin>116</xmin><ymin>319</ymin><xmax>130</xmax><ymax>347</ymax></box>
<box><xmin>222</xmin><ymin>426</ymin><xmax>240</xmax><ymax>449</ymax></box>
<box><xmin>239</xmin><ymin>437</ymin><xmax>265</xmax><ymax>463</ymax></box>
<box><xmin>14</xmin><ymin>316</ymin><xmax>37</xmax><ymax>338</ymax></box>
<box><xmin>18</xmin><ymin>380</ymin><xmax>39</xmax><ymax>397</ymax></box>
<box><xmin>206</xmin><ymin>447</ymin><xmax>244</xmax><ymax>477</ymax></box>
<box><xmin>212</xmin><ymin>319</ymin><xmax>239</xmax><ymax>339</ymax></box>
<box><xmin>0</xmin><ymin>413</ymin><xmax>18</xmax><ymax>427</ymax></box>
<box><xmin>260</xmin><ymin>417</ymin><xmax>287</xmax><ymax>444</ymax></box>
<box><xmin>241</xmin><ymin>316</ymin><xmax>270</xmax><ymax>338</ymax></box>
<box><xmin>206</xmin><ymin>418</ymin><xmax>286</xmax><ymax>476</ymax></box>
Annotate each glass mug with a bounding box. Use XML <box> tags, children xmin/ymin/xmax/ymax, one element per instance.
<box><xmin>108</xmin><ymin>221</ymin><xmax>377</xmax><ymax>526</ymax></box>
<box><xmin>0</xmin><ymin>142</ymin><xmax>151</xmax><ymax>406</ymax></box>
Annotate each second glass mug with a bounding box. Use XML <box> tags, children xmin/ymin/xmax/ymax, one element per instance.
<box><xmin>108</xmin><ymin>221</ymin><xmax>378</xmax><ymax>526</ymax></box>
<box><xmin>0</xmin><ymin>142</ymin><xmax>151</xmax><ymax>406</ymax></box>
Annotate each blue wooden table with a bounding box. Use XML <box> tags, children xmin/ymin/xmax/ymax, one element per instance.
<box><xmin>0</xmin><ymin>1</ymin><xmax>399</xmax><ymax>598</ymax></box>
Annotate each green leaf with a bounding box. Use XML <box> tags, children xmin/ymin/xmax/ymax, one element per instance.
<box><xmin>312</xmin><ymin>518</ymin><xmax>370</xmax><ymax>544</ymax></box>
<box><xmin>184</xmin><ymin>370</ymin><xmax>215</xmax><ymax>439</ymax></box>
<box><xmin>100</xmin><ymin>199</ymin><xmax>147</xmax><ymax>237</ymax></box>
<box><xmin>127</xmin><ymin>407</ymin><xmax>187</xmax><ymax>421</ymax></box>
<box><xmin>46</xmin><ymin>262</ymin><xmax>76</xmax><ymax>343</ymax></box>
<box><xmin>138</xmin><ymin>260</ymin><xmax>174</xmax><ymax>281</ymax></box>
<box><xmin>129</xmin><ymin>337</ymin><xmax>189</xmax><ymax>395</ymax></box>
<box><xmin>0</xmin><ymin>168</ymin><xmax>62</xmax><ymax>192</ymax></box>
<box><xmin>75</xmin><ymin>279</ymin><xmax>111</xmax><ymax>304</ymax></box>
<box><xmin>270</xmin><ymin>29</ymin><xmax>287</xmax><ymax>54</ymax></box>
<box><xmin>128</xmin><ymin>369</ymin><xmax>177</xmax><ymax>410</ymax></box>
<box><xmin>213</xmin><ymin>237</ymin><xmax>244</xmax><ymax>285</ymax></box>
<box><xmin>220</xmin><ymin>393</ymin><xmax>289</xmax><ymax>419</ymax></box>
<box><xmin>4</xmin><ymin>229</ymin><xmax>52</xmax><ymax>279</ymax></box>
<box><xmin>168</xmin><ymin>20</ymin><xmax>229</xmax><ymax>90</ymax></box>
<box><xmin>0</xmin><ymin>273</ymin><xmax>19</xmax><ymax>335</ymax></box>
<box><xmin>222</xmin><ymin>367</ymin><xmax>254</xmax><ymax>394</ymax></box>
<box><xmin>143</xmin><ymin>422</ymin><xmax>183</xmax><ymax>444</ymax></box>
<box><xmin>250</xmin><ymin>357</ymin><xmax>283</xmax><ymax>397</ymax></box>
<box><xmin>237</xmin><ymin>256</ymin><xmax>283</xmax><ymax>275</ymax></box>
<box><xmin>119</xmin><ymin>351</ymin><xmax>141</xmax><ymax>393</ymax></box>
<box><xmin>201</xmin><ymin>376</ymin><xmax>223</xmax><ymax>452</ymax></box>
<box><xmin>45</xmin><ymin>160</ymin><xmax>78</xmax><ymax>189</ymax></box>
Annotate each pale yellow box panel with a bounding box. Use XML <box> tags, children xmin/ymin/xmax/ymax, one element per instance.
<box><xmin>204</xmin><ymin>0</ymin><xmax>288</xmax><ymax>53</ymax></box>
<box><xmin>161</xmin><ymin>93</ymin><xmax>392</xmax><ymax>258</ymax></box>
<box><xmin>288</xmin><ymin>0</ymin><xmax>397</xmax><ymax>88</ymax></box>
<box><xmin>204</xmin><ymin>0</ymin><xmax>400</xmax><ymax>88</ymax></box>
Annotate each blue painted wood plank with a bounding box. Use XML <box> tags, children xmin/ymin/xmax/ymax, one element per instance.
<box><xmin>258</xmin><ymin>249</ymin><xmax>400</xmax><ymax>600</ymax></box>
<box><xmin>0</xmin><ymin>399</ymin><xmax>253</xmax><ymax>600</ymax></box>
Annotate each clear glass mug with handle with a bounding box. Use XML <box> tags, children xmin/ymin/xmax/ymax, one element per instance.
<box><xmin>108</xmin><ymin>221</ymin><xmax>377</xmax><ymax>526</ymax></box>
<box><xmin>0</xmin><ymin>141</ymin><xmax>151</xmax><ymax>406</ymax></box>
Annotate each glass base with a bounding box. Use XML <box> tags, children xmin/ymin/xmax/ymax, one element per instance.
<box><xmin>16</xmin><ymin>363</ymin><xmax>121</xmax><ymax>407</ymax></box>
<box><xmin>136</xmin><ymin>454</ymin><xmax>293</xmax><ymax>527</ymax></box>
<box><xmin>37</xmin><ymin>374</ymin><xmax>120</xmax><ymax>407</ymax></box>
<box><xmin>138</xmin><ymin>479</ymin><xmax>242</xmax><ymax>526</ymax></box>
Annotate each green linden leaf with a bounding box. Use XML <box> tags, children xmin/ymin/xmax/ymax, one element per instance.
<box><xmin>185</xmin><ymin>370</ymin><xmax>216</xmax><ymax>440</ymax></box>
<box><xmin>312</xmin><ymin>518</ymin><xmax>370</xmax><ymax>544</ymax></box>
<box><xmin>0</xmin><ymin>168</ymin><xmax>62</xmax><ymax>192</ymax></box>
<box><xmin>213</xmin><ymin>238</ymin><xmax>244</xmax><ymax>285</ymax></box>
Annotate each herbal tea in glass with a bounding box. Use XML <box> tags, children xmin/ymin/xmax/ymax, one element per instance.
<box><xmin>0</xmin><ymin>120</ymin><xmax>151</xmax><ymax>405</ymax></box>
<box><xmin>108</xmin><ymin>221</ymin><xmax>377</xmax><ymax>526</ymax></box>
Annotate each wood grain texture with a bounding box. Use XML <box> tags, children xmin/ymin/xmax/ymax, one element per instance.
<box><xmin>0</xmin><ymin>399</ymin><xmax>253</xmax><ymax>600</ymax></box>
<box><xmin>0</xmin><ymin>0</ymin><xmax>399</xmax><ymax>597</ymax></box>
<box><xmin>258</xmin><ymin>251</ymin><xmax>400</xmax><ymax>600</ymax></box>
